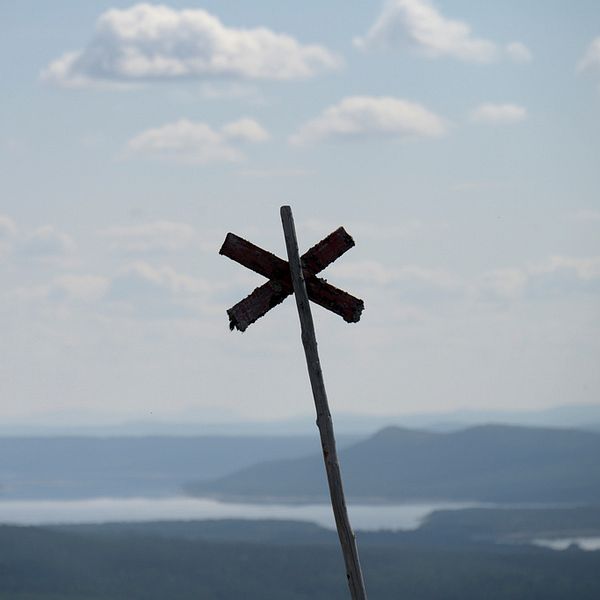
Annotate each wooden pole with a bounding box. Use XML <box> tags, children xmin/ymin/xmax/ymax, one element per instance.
<box><xmin>280</xmin><ymin>205</ymin><xmax>368</xmax><ymax>600</ymax></box>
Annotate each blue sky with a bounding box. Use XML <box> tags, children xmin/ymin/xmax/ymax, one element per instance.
<box><xmin>1</xmin><ymin>1</ymin><xmax>599</xmax><ymax>426</ymax></box>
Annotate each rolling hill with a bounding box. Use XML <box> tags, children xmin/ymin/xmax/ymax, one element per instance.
<box><xmin>0</xmin><ymin>435</ymin><xmax>356</xmax><ymax>499</ymax></box>
<box><xmin>186</xmin><ymin>424</ymin><xmax>600</xmax><ymax>503</ymax></box>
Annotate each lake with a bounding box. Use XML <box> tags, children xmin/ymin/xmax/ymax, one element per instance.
<box><xmin>532</xmin><ymin>537</ymin><xmax>600</xmax><ymax>551</ymax></box>
<box><xmin>0</xmin><ymin>496</ymin><xmax>480</xmax><ymax>531</ymax></box>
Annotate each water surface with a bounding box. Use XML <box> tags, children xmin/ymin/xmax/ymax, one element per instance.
<box><xmin>0</xmin><ymin>496</ymin><xmax>479</xmax><ymax>531</ymax></box>
<box><xmin>532</xmin><ymin>537</ymin><xmax>600</xmax><ymax>551</ymax></box>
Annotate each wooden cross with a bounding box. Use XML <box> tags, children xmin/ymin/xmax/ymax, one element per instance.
<box><xmin>220</xmin><ymin>226</ymin><xmax>364</xmax><ymax>331</ymax></box>
<box><xmin>219</xmin><ymin>206</ymin><xmax>368</xmax><ymax>600</ymax></box>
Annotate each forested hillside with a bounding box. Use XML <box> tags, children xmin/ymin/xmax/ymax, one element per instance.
<box><xmin>2</xmin><ymin>511</ymin><xmax>599</xmax><ymax>600</ymax></box>
<box><xmin>187</xmin><ymin>425</ymin><xmax>600</xmax><ymax>503</ymax></box>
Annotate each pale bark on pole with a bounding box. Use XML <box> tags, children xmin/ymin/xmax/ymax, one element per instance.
<box><xmin>280</xmin><ymin>205</ymin><xmax>368</xmax><ymax>600</ymax></box>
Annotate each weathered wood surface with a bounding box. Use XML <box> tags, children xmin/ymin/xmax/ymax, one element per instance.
<box><xmin>220</xmin><ymin>229</ymin><xmax>364</xmax><ymax>331</ymax></box>
<box><xmin>280</xmin><ymin>205</ymin><xmax>368</xmax><ymax>600</ymax></box>
<box><xmin>220</xmin><ymin>233</ymin><xmax>289</xmax><ymax>280</ymax></box>
<box><xmin>305</xmin><ymin>278</ymin><xmax>364</xmax><ymax>323</ymax></box>
<box><xmin>302</xmin><ymin>226</ymin><xmax>355</xmax><ymax>273</ymax></box>
<box><xmin>226</xmin><ymin>280</ymin><xmax>292</xmax><ymax>332</ymax></box>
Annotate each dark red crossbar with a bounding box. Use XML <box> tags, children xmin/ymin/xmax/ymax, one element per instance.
<box><xmin>219</xmin><ymin>227</ymin><xmax>364</xmax><ymax>331</ymax></box>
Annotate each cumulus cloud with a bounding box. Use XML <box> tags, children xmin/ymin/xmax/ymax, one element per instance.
<box><xmin>0</xmin><ymin>214</ymin><xmax>17</xmax><ymax>240</ymax></box>
<box><xmin>221</xmin><ymin>118</ymin><xmax>270</xmax><ymax>143</ymax></box>
<box><xmin>538</xmin><ymin>256</ymin><xmax>600</xmax><ymax>281</ymax></box>
<box><xmin>330</xmin><ymin>255</ymin><xmax>600</xmax><ymax>306</ymax></box>
<box><xmin>126</xmin><ymin>118</ymin><xmax>269</xmax><ymax>164</ymax></box>
<box><xmin>330</xmin><ymin>260</ymin><xmax>461</xmax><ymax>306</ymax></box>
<box><xmin>108</xmin><ymin>262</ymin><xmax>211</xmax><ymax>317</ymax></box>
<box><xmin>290</xmin><ymin>96</ymin><xmax>447</xmax><ymax>145</ymax></box>
<box><xmin>505</xmin><ymin>41</ymin><xmax>532</xmax><ymax>63</ymax></box>
<box><xmin>470</xmin><ymin>103</ymin><xmax>527</xmax><ymax>124</ymax></box>
<box><xmin>527</xmin><ymin>257</ymin><xmax>600</xmax><ymax>297</ymax></box>
<box><xmin>42</xmin><ymin>3</ymin><xmax>340</xmax><ymax>88</ymax></box>
<box><xmin>482</xmin><ymin>268</ymin><xmax>528</xmax><ymax>299</ymax></box>
<box><xmin>355</xmin><ymin>0</ymin><xmax>498</xmax><ymax>62</ymax></box>
<box><xmin>110</xmin><ymin>262</ymin><xmax>209</xmax><ymax>297</ymax></box>
<box><xmin>483</xmin><ymin>256</ymin><xmax>600</xmax><ymax>301</ymax></box>
<box><xmin>577</xmin><ymin>37</ymin><xmax>600</xmax><ymax>73</ymax></box>
<box><xmin>1</xmin><ymin>217</ymin><xmax>79</xmax><ymax>265</ymax></box>
<box><xmin>100</xmin><ymin>220</ymin><xmax>196</xmax><ymax>253</ymax></box>
<box><xmin>334</xmin><ymin>259</ymin><xmax>458</xmax><ymax>287</ymax></box>
<box><xmin>18</xmin><ymin>225</ymin><xmax>76</xmax><ymax>262</ymax></box>
<box><xmin>49</xmin><ymin>275</ymin><xmax>110</xmax><ymax>302</ymax></box>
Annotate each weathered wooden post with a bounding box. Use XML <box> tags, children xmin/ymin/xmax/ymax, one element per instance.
<box><xmin>219</xmin><ymin>206</ymin><xmax>368</xmax><ymax>599</ymax></box>
<box><xmin>280</xmin><ymin>206</ymin><xmax>368</xmax><ymax>599</ymax></box>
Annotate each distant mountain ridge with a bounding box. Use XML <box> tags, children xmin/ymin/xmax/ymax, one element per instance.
<box><xmin>187</xmin><ymin>424</ymin><xmax>600</xmax><ymax>504</ymax></box>
<box><xmin>2</xmin><ymin>403</ymin><xmax>599</xmax><ymax>436</ymax></box>
<box><xmin>0</xmin><ymin>435</ymin><xmax>355</xmax><ymax>500</ymax></box>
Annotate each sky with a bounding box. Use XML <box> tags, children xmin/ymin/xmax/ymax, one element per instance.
<box><xmin>1</xmin><ymin>1</ymin><xmax>599</xmax><ymax>428</ymax></box>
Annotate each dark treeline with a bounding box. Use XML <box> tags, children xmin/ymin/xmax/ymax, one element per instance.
<box><xmin>52</xmin><ymin>505</ymin><xmax>600</xmax><ymax>545</ymax></box>
<box><xmin>1</xmin><ymin>508</ymin><xmax>600</xmax><ymax>600</ymax></box>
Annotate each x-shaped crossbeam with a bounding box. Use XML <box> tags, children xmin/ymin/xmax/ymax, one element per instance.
<box><xmin>220</xmin><ymin>227</ymin><xmax>364</xmax><ymax>331</ymax></box>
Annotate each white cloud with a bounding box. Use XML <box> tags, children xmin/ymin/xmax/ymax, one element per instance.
<box><xmin>331</xmin><ymin>260</ymin><xmax>398</xmax><ymax>286</ymax></box>
<box><xmin>100</xmin><ymin>221</ymin><xmax>196</xmax><ymax>253</ymax></box>
<box><xmin>18</xmin><ymin>226</ymin><xmax>76</xmax><ymax>261</ymax></box>
<box><xmin>111</xmin><ymin>262</ymin><xmax>210</xmax><ymax>297</ymax></box>
<box><xmin>0</xmin><ymin>214</ymin><xmax>18</xmax><ymax>241</ymax></box>
<box><xmin>331</xmin><ymin>255</ymin><xmax>600</xmax><ymax>305</ymax></box>
<box><xmin>126</xmin><ymin>118</ymin><xmax>269</xmax><ymax>164</ymax></box>
<box><xmin>470</xmin><ymin>103</ymin><xmax>527</xmax><ymax>124</ymax></box>
<box><xmin>482</xmin><ymin>268</ymin><xmax>528</xmax><ymax>299</ymax></box>
<box><xmin>40</xmin><ymin>52</ymin><xmax>138</xmax><ymax>91</ymax></box>
<box><xmin>354</xmin><ymin>0</ymin><xmax>499</xmax><ymax>63</ymax></box>
<box><xmin>291</xmin><ymin>96</ymin><xmax>448</xmax><ymax>145</ymax></box>
<box><xmin>221</xmin><ymin>118</ymin><xmax>270</xmax><ymax>143</ymax></box>
<box><xmin>108</xmin><ymin>262</ymin><xmax>212</xmax><ymax>318</ymax></box>
<box><xmin>331</xmin><ymin>259</ymin><xmax>459</xmax><ymax>289</ymax></box>
<box><xmin>526</xmin><ymin>256</ymin><xmax>600</xmax><ymax>297</ymax></box>
<box><xmin>1</xmin><ymin>218</ymin><xmax>80</xmax><ymax>266</ymax></box>
<box><xmin>50</xmin><ymin>275</ymin><xmax>110</xmax><ymax>302</ymax></box>
<box><xmin>505</xmin><ymin>41</ymin><xmax>533</xmax><ymax>63</ymax></box>
<box><xmin>42</xmin><ymin>4</ymin><xmax>340</xmax><ymax>88</ymax></box>
<box><xmin>577</xmin><ymin>37</ymin><xmax>600</xmax><ymax>72</ymax></box>
<box><xmin>482</xmin><ymin>256</ymin><xmax>600</xmax><ymax>301</ymax></box>
<box><xmin>538</xmin><ymin>256</ymin><xmax>600</xmax><ymax>281</ymax></box>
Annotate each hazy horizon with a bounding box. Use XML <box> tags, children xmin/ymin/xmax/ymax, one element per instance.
<box><xmin>2</xmin><ymin>401</ymin><xmax>600</xmax><ymax>437</ymax></box>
